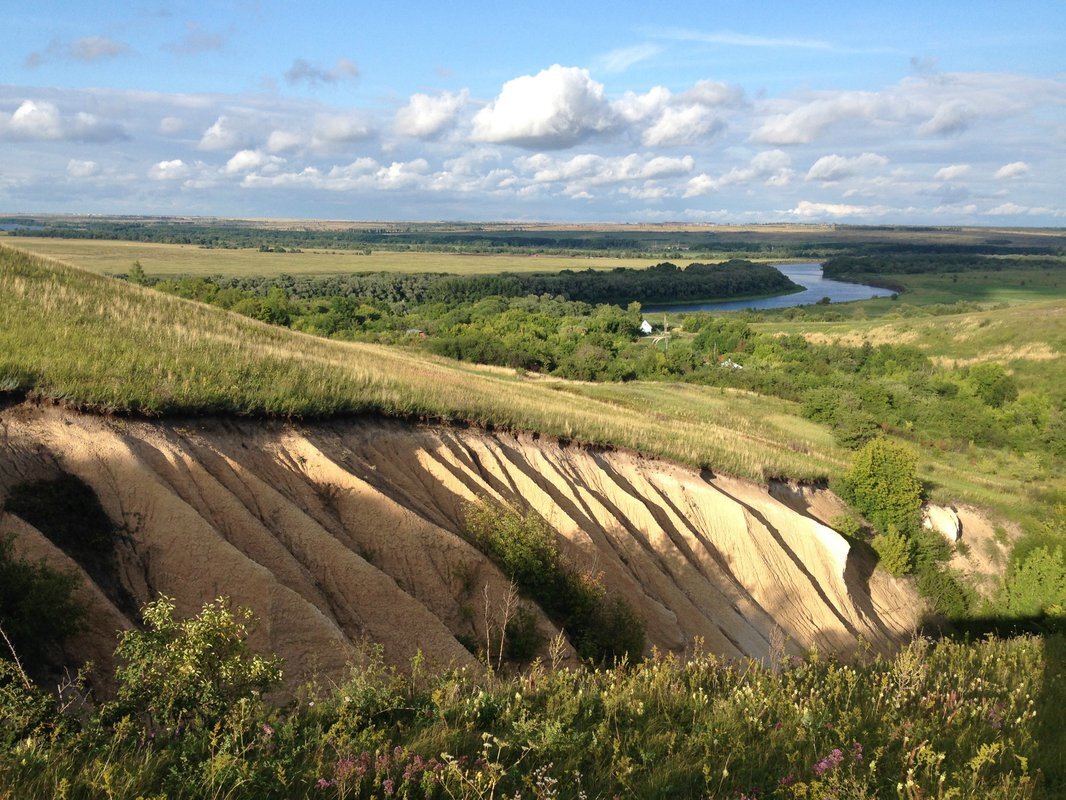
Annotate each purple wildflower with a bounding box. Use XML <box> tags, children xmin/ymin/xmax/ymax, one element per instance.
<box><xmin>813</xmin><ymin>748</ymin><xmax>845</xmax><ymax>777</ymax></box>
<box><xmin>383</xmin><ymin>778</ymin><xmax>395</xmax><ymax>796</ymax></box>
<box><xmin>261</xmin><ymin>723</ymin><xmax>275</xmax><ymax>737</ymax></box>
<box><xmin>852</xmin><ymin>741</ymin><xmax>864</xmax><ymax>764</ymax></box>
<box><xmin>316</xmin><ymin>778</ymin><xmax>334</xmax><ymax>790</ymax></box>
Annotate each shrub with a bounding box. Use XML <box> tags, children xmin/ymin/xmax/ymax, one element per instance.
<box><xmin>871</xmin><ymin>526</ymin><xmax>915</xmax><ymax>576</ymax></box>
<box><xmin>464</xmin><ymin>501</ymin><xmax>644</xmax><ymax>665</ymax></box>
<box><xmin>840</xmin><ymin>438</ymin><xmax>923</xmax><ymax>535</ymax></box>
<box><xmin>0</xmin><ymin>536</ymin><xmax>84</xmax><ymax>669</ymax></box>
<box><xmin>112</xmin><ymin>595</ymin><xmax>283</xmax><ymax>733</ymax></box>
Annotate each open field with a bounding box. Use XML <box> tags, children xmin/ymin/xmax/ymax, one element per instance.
<box><xmin>2</xmin><ymin>243</ymin><xmax>1057</xmax><ymax>527</ymax></box>
<box><xmin>1</xmin><ymin>235</ymin><xmax>661</xmax><ymax>277</ymax></box>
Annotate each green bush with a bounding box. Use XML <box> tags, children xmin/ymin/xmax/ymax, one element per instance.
<box><xmin>871</xmin><ymin>526</ymin><xmax>915</xmax><ymax>576</ymax></box>
<box><xmin>840</xmin><ymin>438</ymin><xmax>923</xmax><ymax>535</ymax></box>
<box><xmin>0</xmin><ymin>536</ymin><xmax>84</xmax><ymax>669</ymax></box>
<box><xmin>464</xmin><ymin>501</ymin><xmax>644</xmax><ymax>665</ymax></box>
<box><xmin>111</xmin><ymin>595</ymin><xmax>283</xmax><ymax>733</ymax></box>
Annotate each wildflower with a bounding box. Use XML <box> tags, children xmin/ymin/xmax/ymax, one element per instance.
<box><xmin>813</xmin><ymin>748</ymin><xmax>844</xmax><ymax>777</ymax></box>
<box><xmin>383</xmin><ymin>778</ymin><xmax>395</xmax><ymax>795</ymax></box>
<box><xmin>852</xmin><ymin>741</ymin><xmax>864</xmax><ymax>764</ymax></box>
<box><xmin>316</xmin><ymin>778</ymin><xmax>334</xmax><ymax>790</ymax></box>
<box><xmin>261</xmin><ymin>723</ymin><xmax>275</xmax><ymax>737</ymax></box>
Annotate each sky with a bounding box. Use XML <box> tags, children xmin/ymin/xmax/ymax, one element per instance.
<box><xmin>1</xmin><ymin>1</ymin><xmax>1064</xmax><ymax>224</ymax></box>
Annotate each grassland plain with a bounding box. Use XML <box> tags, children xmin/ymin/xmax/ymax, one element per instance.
<box><xmin>2</xmin><ymin>235</ymin><xmax>663</xmax><ymax>277</ymax></box>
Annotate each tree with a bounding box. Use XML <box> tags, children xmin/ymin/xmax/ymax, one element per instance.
<box><xmin>839</xmin><ymin>438</ymin><xmax>923</xmax><ymax>535</ymax></box>
<box><xmin>968</xmin><ymin>363</ymin><xmax>1018</xmax><ymax>408</ymax></box>
<box><xmin>127</xmin><ymin>260</ymin><xmax>147</xmax><ymax>285</ymax></box>
<box><xmin>113</xmin><ymin>595</ymin><xmax>282</xmax><ymax>732</ymax></box>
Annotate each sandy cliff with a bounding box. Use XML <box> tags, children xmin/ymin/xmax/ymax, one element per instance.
<box><xmin>0</xmin><ymin>403</ymin><xmax>919</xmax><ymax>689</ymax></box>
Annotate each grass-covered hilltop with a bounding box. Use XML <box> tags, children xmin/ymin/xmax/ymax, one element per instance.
<box><xmin>2</xmin><ymin>221</ymin><xmax>1066</xmax><ymax>799</ymax></box>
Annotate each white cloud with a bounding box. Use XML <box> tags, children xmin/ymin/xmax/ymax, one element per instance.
<box><xmin>934</xmin><ymin>164</ymin><xmax>971</xmax><ymax>181</ymax></box>
<box><xmin>680</xmin><ymin>80</ymin><xmax>744</xmax><ymax>107</ymax></box>
<box><xmin>148</xmin><ymin>159</ymin><xmax>189</xmax><ymax>180</ymax></box>
<box><xmin>753</xmin><ymin>91</ymin><xmax>883</xmax><ymax>145</ymax></box>
<box><xmin>472</xmin><ymin>65</ymin><xmax>616</xmax><ymax>149</ymax></box>
<box><xmin>198</xmin><ymin>116</ymin><xmax>245</xmax><ymax>151</ymax></box>
<box><xmin>987</xmin><ymin>202</ymin><xmax>1028</xmax><ymax>215</ymax></box>
<box><xmin>310</xmin><ymin>113</ymin><xmax>373</xmax><ymax>151</ymax></box>
<box><xmin>394</xmin><ymin>90</ymin><xmax>469</xmax><ymax>139</ymax></box>
<box><xmin>684</xmin><ymin>149</ymin><xmax>793</xmax><ymax>196</ymax></box>
<box><xmin>805</xmin><ymin>152</ymin><xmax>888</xmax><ymax>182</ymax></box>
<box><xmin>66</xmin><ymin>159</ymin><xmax>99</xmax><ymax>178</ymax></box>
<box><xmin>224</xmin><ymin>149</ymin><xmax>283</xmax><ymax>174</ymax></box>
<box><xmin>790</xmin><ymin>200</ymin><xmax>889</xmax><ymax>218</ymax></box>
<box><xmin>6</xmin><ymin>100</ymin><xmax>62</xmax><ymax>139</ymax></box>
<box><xmin>642</xmin><ymin>105</ymin><xmax>722</xmax><ymax>147</ymax></box>
<box><xmin>265</xmin><ymin>129</ymin><xmax>305</xmax><ymax>153</ymax></box>
<box><xmin>994</xmin><ymin>161</ymin><xmax>1029</xmax><ymax>179</ymax></box>
<box><xmin>918</xmin><ymin>100</ymin><xmax>974</xmax><ymax>136</ymax></box>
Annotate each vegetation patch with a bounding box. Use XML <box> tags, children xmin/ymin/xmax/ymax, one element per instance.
<box><xmin>463</xmin><ymin>500</ymin><xmax>645</xmax><ymax>665</ymax></box>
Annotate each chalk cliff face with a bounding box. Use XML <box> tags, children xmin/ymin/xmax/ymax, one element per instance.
<box><xmin>0</xmin><ymin>403</ymin><xmax>919</xmax><ymax>689</ymax></box>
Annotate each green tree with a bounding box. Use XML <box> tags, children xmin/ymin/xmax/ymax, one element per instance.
<box><xmin>112</xmin><ymin>595</ymin><xmax>282</xmax><ymax>732</ymax></box>
<box><xmin>127</xmin><ymin>260</ymin><xmax>147</xmax><ymax>285</ymax></box>
<box><xmin>967</xmin><ymin>363</ymin><xmax>1018</xmax><ymax>408</ymax></box>
<box><xmin>840</xmin><ymin>438</ymin><xmax>923</xmax><ymax>535</ymax></box>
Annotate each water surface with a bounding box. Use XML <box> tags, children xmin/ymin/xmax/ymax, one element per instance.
<box><xmin>645</xmin><ymin>263</ymin><xmax>895</xmax><ymax>313</ymax></box>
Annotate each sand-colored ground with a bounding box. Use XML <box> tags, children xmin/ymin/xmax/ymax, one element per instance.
<box><xmin>0</xmin><ymin>404</ymin><xmax>920</xmax><ymax>691</ymax></box>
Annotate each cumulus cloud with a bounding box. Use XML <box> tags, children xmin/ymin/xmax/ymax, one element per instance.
<box><xmin>224</xmin><ymin>149</ymin><xmax>284</xmax><ymax>174</ymax></box>
<box><xmin>148</xmin><ymin>159</ymin><xmax>189</xmax><ymax>180</ymax></box>
<box><xmin>159</xmin><ymin>116</ymin><xmax>186</xmax><ymax>135</ymax></box>
<box><xmin>1</xmin><ymin>99</ymin><xmax>126</xmax><ymax>142</ymax></box>
<box><xmin>66</xmin><ymin>159</ymin><xmax>99</xmax><ymax>178</ymax></box>
<box><xmin>684</xmin><ymin>149</ymin><xmax>793</xmax><ymax>196</ymax></box>
<box><xmin>805</xmin><ymin>152</ymin><xmax>888</xmax><ymax>182</ymax></box>
<box><xmin>987</xmin><ymin>202</ymin><xmax>1028</xmax><ymax>215</ymax></box>
<box><xmin>753</xmin><ymin>91</ymin><xmax>883</xmax><ymax>145</ymax></box>
<box><xmin>394</xmin><ymin>90</ymin><xmax>469</xmax><ymax>139</ymax></box>
<box><xmin>310</xmin><ymin>114</ymin><xmax>373</xmax><ymax>151</ymax></box>
<box><xmin>5</xmin><ymin>100</ymin><xmax>62</xmax><ymax>139</ymax></box>
<box><xmin>265</xmin><ymin>129</ymin><xmax>305</xmax><ymax>153</ymax></box>
<box><xmin>934</xmin><ymin>164</ymin><xmax>971</xmax><ymax>181</ymax></box>
<box><xmin>285</xmin><ymin>58</ymin><xmax>360</xmax><ymax>87</ymax></box>
<box><xmin>25</xmin><ymin>36</ymin><xmax>130</xmax><ymax>67</ymax></box>
<box><xmin>994</xmin><ymin>161</ymin><xmax>1029</xmax><ymax>179</ymax></box>
<box><xmin>197</xmin><ymin>116</ymin><xmax>246</xmax><ymax>151</ymax></box>
<box><xmin>242</xmin><ymin>157</ymin><xmax>431</xmax><ymax>192</ymax></box>
<box><xmin>472</xmin><ymin>65</ymin><xmax>616</xmax><ymax>149</ymax></box>
<box><xmin>642</xmin><ymin>105</ymin><xmax>723</xmax><ymax>147</ymax></box>
<box><xmin>164</xmin><ymin>22</ymin><xmax>227</xmax><ymax>55</ymax></box>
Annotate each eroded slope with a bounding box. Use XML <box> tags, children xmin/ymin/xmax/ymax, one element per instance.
<box><xmin>0</xmin><ymin>404</ymin><xmax>919</xmax><ymax>689</ymax></box>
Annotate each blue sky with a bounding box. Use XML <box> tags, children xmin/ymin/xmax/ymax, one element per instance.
<box><xmin>2</xmin><ymin>1</ymin><xmax>1064</xmax><ymax>223</ymax></box>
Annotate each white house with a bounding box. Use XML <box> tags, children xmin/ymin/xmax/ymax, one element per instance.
<box><xmin>639</xmin><ymin>319</ymin><xmax>653</xmax><ymax>334</ymax></box>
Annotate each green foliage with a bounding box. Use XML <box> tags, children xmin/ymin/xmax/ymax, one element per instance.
<box><xmin>112</xmin><ymin>595</ymin><xmax>283</xmax><ymax>732</ymax></box>
<box><xmin>0</xmin><ymin>536</ymin><xmax>84</xmax><ymax>668</ymax></box>
<box><xmin>464</xmin><ymin>501</ymin><xmax>644</xmax><ymax>665</ymax></box>
<box><xmin>969</xmin><ymin>362</ymin><xmax>1020</xmax><ymax>408</ymax></box>
<box><xmin>840</xmin><ymin>438</ymin><xmax>924</xmax><ymax>535</ymax></box>
<box><xmin>1002</xmin><ymin>546</ymin><xmax>1066</xmax><ymax>618</ymax></box>
<box><xmin>871</xmin><ymin>526</ymin><xmax>915</xmax><ymax>576</ymax></box>
<box><xmin>2</xmin><ymin>634</ymin><xmax>1061</xmax><ymax>799</ymax></box>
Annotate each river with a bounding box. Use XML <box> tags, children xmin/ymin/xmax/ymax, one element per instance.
<box><xmin>644</xmin><ymin>263</ymin><xmax>895</xmax><ymax>313</ymax></box>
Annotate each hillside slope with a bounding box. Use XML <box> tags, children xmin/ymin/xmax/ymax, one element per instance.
<box><xmin>1</xmin><ymin>403</ymin><xmax>918</xmax><ymax>690</ymax></box>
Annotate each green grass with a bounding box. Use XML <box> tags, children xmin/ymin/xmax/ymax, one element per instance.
<box><xmin>0</xmin><ymin>244</ymin><xmax>841</xmax><ymax>482</ymax></box>
<box><xmin>5</xmin><ymin>236</ymin><xmax>661</xmax><ymax>277</ymax></box>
